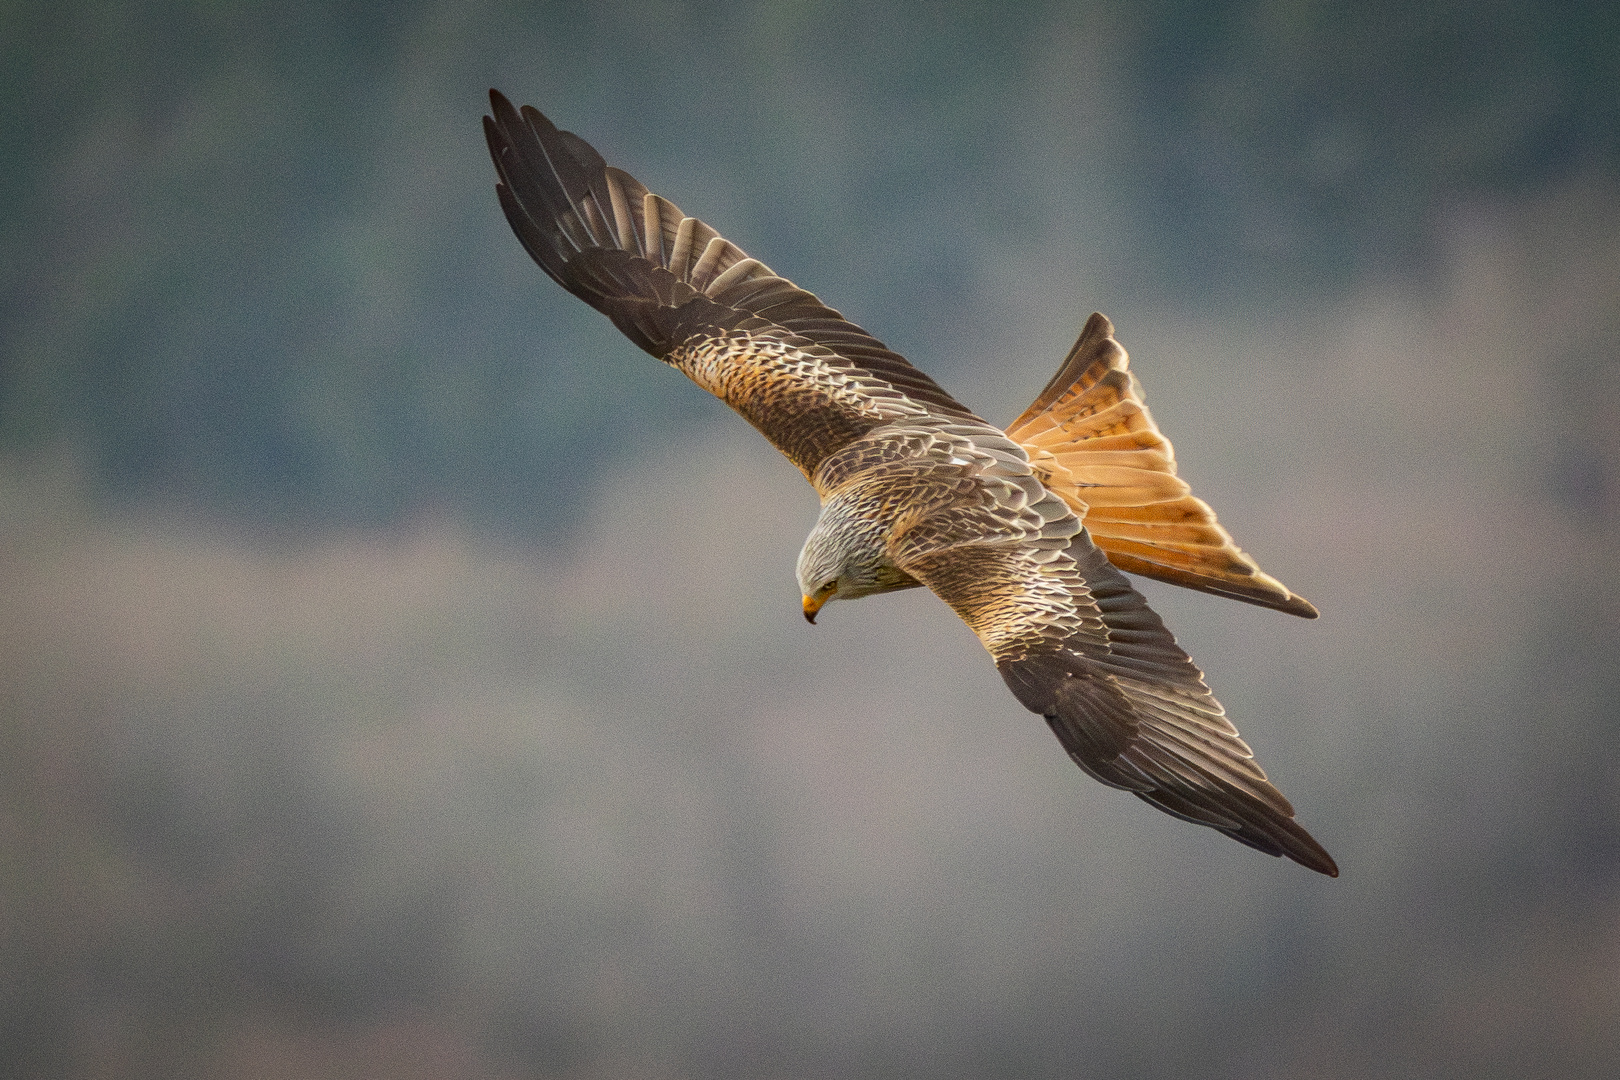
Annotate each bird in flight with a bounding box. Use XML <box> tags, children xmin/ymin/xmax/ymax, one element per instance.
<box><xmin>483</xmin><ymin>90</ymin><xmax>1336</xmax><ymax>876</ymax></box>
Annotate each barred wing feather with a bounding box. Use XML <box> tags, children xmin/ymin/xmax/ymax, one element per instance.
<box><xmin>484</xmin><ymin>90</ymin><xmax>979</xmax><ymax>484</ymax></box>
<box><xmin>903</xmin><ymin>531</ymin><xmax>1337</xmax><ymax>875</ymax></box>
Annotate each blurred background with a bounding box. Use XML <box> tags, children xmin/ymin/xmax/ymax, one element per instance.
<box><xmin>3</xmin><ymin>1</ymin><xmax>1618</xmax><ymax>1077</ymax></box>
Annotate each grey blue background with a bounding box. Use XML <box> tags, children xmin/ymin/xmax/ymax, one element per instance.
<box><xmin>4</xmin><ymin>1</ymin><xmax>1618</xmax><ymax>1077</ymax></box>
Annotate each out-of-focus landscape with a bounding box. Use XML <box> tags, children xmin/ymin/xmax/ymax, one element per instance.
<box><xmin>3</xmin><ymin>2</ymin><xmax>1618</xmax><ymax>1077</ymax></box>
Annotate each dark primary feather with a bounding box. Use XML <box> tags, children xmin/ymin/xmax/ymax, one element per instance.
<box><xmin>483</xmin><ymin>90</ymin><xmax>981</xmax><ymax>479</ymax></box>
<box><xmin>995</xmin><ymin>535</ymin><xmax>1338</xmax><ymax>876</ymax></box>
<box><xmin>485</xmin><ymin>91</ymin><xmax>1336</xmax><ymax>877</ymax></box>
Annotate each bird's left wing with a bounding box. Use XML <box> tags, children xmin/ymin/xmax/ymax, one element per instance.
<box><xmin>484</xmin><ymin>90</ymin><xmax>980</xmax><ymax>485</ymax></box>
<box><xmin>897</xmin><ymin>522</ymin><xmax>1338</xmax><ymax>876</ymax></box>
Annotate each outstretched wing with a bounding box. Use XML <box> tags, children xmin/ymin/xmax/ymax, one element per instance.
<box><xmin>900</xmin><ymin>526</ymin><xmax>1337</xmax><ymax>876</ymax></box>
<box><xmin>484</xmin><ymin>90</ymin><xmax>982</xmax><ymax>485</ymax></box>
<box><xmin>1007</xmin><ymin>313</ymin><xmax>1318</xmax><ymax>618</ymax></box>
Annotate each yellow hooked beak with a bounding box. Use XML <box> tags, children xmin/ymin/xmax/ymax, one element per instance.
<box><xmin>802</xmin><ymin>592</ymin><xmax>827</xmax><ymax>624</ymax></box>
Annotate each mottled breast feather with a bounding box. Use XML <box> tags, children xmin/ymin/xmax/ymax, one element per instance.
<box><xmin>484</xmin><ymin>90</ymin><xmax>979</xmax><ymax>483</ymax></box>
<box><xmin>485</xmin><ymin>91</ymin><xmax>1336</xmax><ymax>877</ymax></box>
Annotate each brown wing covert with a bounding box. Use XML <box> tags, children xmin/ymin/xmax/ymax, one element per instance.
<box><xmin>911</xmin><ymin>531</ymin><xmax>1336</xmax><ymax>875</ymax></box>
<box><xmin>484</xmin><ymin>90</ymin><xmax>980</xmax><ymax>482</ymax></box>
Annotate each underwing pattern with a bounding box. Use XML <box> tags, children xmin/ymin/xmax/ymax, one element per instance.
<box><xmin>484</xmin><ymin>90</ymin><xmax>1335</xmax><ymax>875</ymax></box>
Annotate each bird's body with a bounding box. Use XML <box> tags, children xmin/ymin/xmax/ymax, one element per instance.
<box><xmin>484</xmin><ymin>90</ymin><xmax>1337</xmax><ymax>876</ymax></box>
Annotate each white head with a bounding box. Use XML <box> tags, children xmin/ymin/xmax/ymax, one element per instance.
<box><xmin>795</xmin><ymin>497</ymin><xmax>920</xmax><ymax>622</ymax></box>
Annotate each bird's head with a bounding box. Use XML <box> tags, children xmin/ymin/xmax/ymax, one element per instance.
<box><xmin>796</xmin><ymin>497</ymin><xmax>920</xmax><ymax>623</ymax></box>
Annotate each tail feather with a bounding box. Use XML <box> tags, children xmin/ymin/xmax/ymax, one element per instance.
<box><xmin>1007</xmin><ymin>313</ymin><xmax>1319</xmax><ymax>618</ymax></box>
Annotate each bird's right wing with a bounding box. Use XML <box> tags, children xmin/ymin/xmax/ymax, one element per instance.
<box><xmin>1006</xmin><ymin>313</ymin><xmax>1318</xmax><ymax>618</ymax></box>
<box><xmin>484</xmin><ymin>90</ymin><xmax>982</xmax><ymax>486</ymax></box>
<box><xmin>898</xmin><ymin>523</ymin><xmax>1337</xmax><ymax>876</ymax></box>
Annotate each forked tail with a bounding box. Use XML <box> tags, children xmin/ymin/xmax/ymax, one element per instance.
<box><xmin>1006</xmin><ymin>313</ymin><xmax>1318</xmax><ymax>618</ymax></box>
